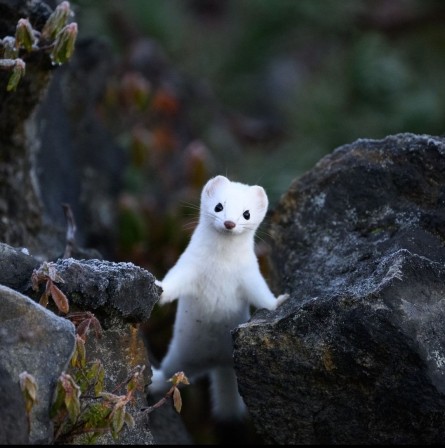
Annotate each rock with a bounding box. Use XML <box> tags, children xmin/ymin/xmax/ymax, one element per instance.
<box><xmin>32</xmin><ymin>257</ymin><xmax>168</xmax><ymax>444</ymax></box>
<box><xmin>47</xmin><ymin>258</ymin><xmax>160</xmax><ymax>326</ymax></box>
<box><xmin>0</xmin><ymin>284</ymin><xmax>76</xmax><ymax>444</ymax></box>
<box><xmin>0</xmin><ymin>242</ymin><xmax>105</xmax><ymax>300</ymax></box>
<box><xmin>1</xmin><ymin>0</ymin><xmax>124</xmax><ymax>261</ymax></box>
<box><xmin>0</xmin><ymin>232</ymin><xmax>190</xmax><ymax>444</ymax></box>
<box><xmin>0</xmin><ymin>242</ymin><xmax>40</xmax><ymax>291</ymax></box>
<box><xmin>0</xmin><ymin>0</ymin><xmax>54</xmax><ymax>252</ymax></box>
<box><xmin>147</xmin><ymin>398</ymin><xmax>194</xmax><ymax>445</ymax></box>
<box><xmin>0</xmin><ymin>249</ymin><xmax>191</xmax><ymax>444</ymax></box>
<box><xmin>76</xmin><ymin>318</ymin><xmax>156</xmax><ymax>445</ymax></box>
<box><xmin>0</xmin><ymin>365</ymin><xmax>29</xmax><ymax>445</ymax></box>
<box><xmin>35</xmin><ymin>37</ymin><xmax>126</xmax><ymax>260</ymax></box>
<box><xmin>233</xmin><ymin>133</ymin><xmax>445</xmax><ymax>444</ymax></box>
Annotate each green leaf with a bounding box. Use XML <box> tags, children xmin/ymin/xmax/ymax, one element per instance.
<box><xmin>77</xmin><ymin>336</ymin><xmax>86</xmax><ymax>368</ymax></box>
<box><xmin>71</xmin><ymin>335</ymin><xmax>86</xmax><ymax>369</ymax></box>
<box><xmin>19</xmin><ymin>371</ymin><xmax>38</xmax><ymax>415</ymax></box>
<box><xmin>126</xmin><ymin>376</ymin><xmax>138</xmax><ymax>394</ymax></box>
<box><xmin>111</xmin><ymin>405</ymin><xmax>125</xmax><ymax>436</ymax></box>
<box><xmin>93</xmin><ymin>363</ymin><xmax>105</xmax><ymax>396</ymax></box>
<box><xmin>124</xmin><ymin>412</ymin><xmax>135</xmax><ymax>429</ymax></box>
<box><xmin>60</xmin><ymin>373</ymin><xmax>81</xmax><ymax>423</ymax></box>
<box><xmin>65</xmin><ymin>391</ymin><xmax>80</xmax><ymax>423</ymax></box>
<box><xmin>82</xmin><ymin>402</ymin><xmax>111</xmax><ymax>429</ymax></box>
<box><xmin>50</xmin><ymin>377</ymin><xmax>66</xmax><ymax>418</ymax></box>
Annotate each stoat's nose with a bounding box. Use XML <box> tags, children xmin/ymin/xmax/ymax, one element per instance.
<box><xmin>224</xmin><ymin>220</ymin><xmax>236</xmax><ymax>230</ymax></box>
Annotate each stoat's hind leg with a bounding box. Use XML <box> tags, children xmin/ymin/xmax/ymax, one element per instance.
<box><xmin>149</xmin><ymin>367</ymin><xmax>169</xmax><ymax>395</ymax></box>
<box><xmin>148</xmin><ymin>345</ymin><xmax>184</xmax><ymax>396</ymax></box>
<box><xmin>210</xmin><ymin>366</ymin><xmax>247</xmax><ymax>420</ymax></box>
<box><xmin>149</xmin><ymin>344</ymin><xmax>203</xmax><ymax>395</ymax></box>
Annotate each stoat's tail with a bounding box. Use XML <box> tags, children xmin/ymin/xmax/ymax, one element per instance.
<box><xmin>209</xmin><ymin>366</ymin><xmax>247</xmax><ymax>420</ymax></box>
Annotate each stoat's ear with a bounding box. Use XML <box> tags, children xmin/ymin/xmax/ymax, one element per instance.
<box><xmin>251</xmin><ymin>185</ymin><xmax>269</xmax><ymax>210</ymax></box>
<box><xmin>203</xmin><ymin>175</ymin><xmax>229</xmax><ymax>197</ymax></box>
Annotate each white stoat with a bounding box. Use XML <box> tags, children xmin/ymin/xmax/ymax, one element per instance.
<box><xmin>149</xmin><ymin>175</ymin><xmax>288</xmax><ymax>420</ymax></box>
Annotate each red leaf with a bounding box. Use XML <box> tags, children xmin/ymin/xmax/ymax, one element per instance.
<box><xmin>50</xmin><ymin>284</ymin><xmax>69</xmax><ymax>314</ymax></box>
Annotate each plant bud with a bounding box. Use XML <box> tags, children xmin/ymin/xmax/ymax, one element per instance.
<box><xmin>15</xmin><ymin>18</ymin><xmax>36</xmax><ymax>52</ymax></box>
<box><xmin>2</xmin><ymin>36</ymin><xmax>18</xmax><ymax>58</ymax></box>
<box><xmin>7</xmin><ymin>58</ymin><xmax>26</xmax><ymax>92</ymax></box>
<box><xmin>41</xmin><ymin>0</ymin><xmax>73</xmax><ymax>41</ymax></box>
<box><xmin>50</xmin><ymin>22</ymin><xmax>77</xmax><ymax>65</ymax></box>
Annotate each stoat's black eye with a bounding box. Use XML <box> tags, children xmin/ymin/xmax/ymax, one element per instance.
<box><xmin>214</xmin><ymin>203</ymin><xmax>223</xmax><ymax>212</ymax></box>
<box><xmin>243</xmin><ymin>210</ymin><xmax>250</xmax><ymax>220</ymax></box>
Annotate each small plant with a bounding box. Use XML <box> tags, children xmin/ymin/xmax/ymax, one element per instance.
<box><xmin>51</xmin><ymin>313</ymin><xmax>141</xmax><ymax>444</ymax></box>
<box><xmin>66</xmin><ymin>311</ymin><xmax>102</xmax><ymax>341</ymax></box>
<box><xmin>51</xmin><ymin>311</ymin><xmax>189</xmax><ymax>444</ymax></box>
<box><xmin>0</xmin><ymin>1</ymin><xmax>78</xmax><ymax>91</ymax></box>
<box><xmin>31</xmin><ymin>261</ymin><xmax>69</xmax><ymax>314</ymax></box>
<box><xmin>25</xmin><ymin>263</ymin><xmax>189</xmax><ymax>443</ymax></box>
<box><xmin>142</xmin><ymin>371</ymin><xmax>190</xmax><ymax>414</ymax></box>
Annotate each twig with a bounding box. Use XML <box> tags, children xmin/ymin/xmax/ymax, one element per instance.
<box><xmin>62</xmin><ymin>203</ymin><xmax>77</xmax><ymax>258</ymax></box>
<box><xmin>140</xmin><ymin>391</ymin><xmax>173</xmax><ymax>415</ymax></box>
<box><xmin>111</xmin><ymin>365</ymin><xmax>146</xmax><ymax>394</ymax></box>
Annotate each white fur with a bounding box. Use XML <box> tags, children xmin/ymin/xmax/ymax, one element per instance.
<box><xmin>149</xmin><ymin>175</ymin><xmax>288</xmax><ymax>420</ymax></box>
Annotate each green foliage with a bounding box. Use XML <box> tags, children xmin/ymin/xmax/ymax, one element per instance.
<box><xmin>41</xmin><ymin>1</ymin><xmax>74</xmax><ymax>41</ymax></box>
<box><xmin>15</xmin><ymin>19</ymin><xmax>36</xmax><ymax>52</ymax></box>
<box><xmin>50</xmin><ymin>23</ymin><xmax>78</xmax><ymax>65</ymax></box>
<box><xmin>50</xmin><ymin>316</ymin><xmax>143</xmax><ymax>444</ymax></box>
<box><xmin>17</xmin><ymin>311</ymin><xmax>189</xmax><ymax>444</ymax></box>
<box><xmin>21</xmin><ymin>264</ymin><xmax>189</xmax><ymax>443</ymax></box>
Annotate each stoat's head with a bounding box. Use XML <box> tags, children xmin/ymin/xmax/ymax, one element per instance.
<box><xmin>200</xmin><ymin>175</ymin><xmax>269</xmax><ymax>235</ymax></box>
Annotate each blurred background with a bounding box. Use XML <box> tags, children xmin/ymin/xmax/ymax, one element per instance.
<box><xmin>70</xmin><ymin>0</ymin><xmax>445</xmax><ymax>269</ymax></box>
<box><xmin>65</xmin><ymin>0</ymin><xmax>445</xmax><ymax>443</ymax></box>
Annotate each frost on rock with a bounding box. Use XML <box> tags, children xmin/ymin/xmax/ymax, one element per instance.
<box><xmin>54</xmin><ymin>258</ymin><xmax>161</xmax><ymax>324</ymax></box>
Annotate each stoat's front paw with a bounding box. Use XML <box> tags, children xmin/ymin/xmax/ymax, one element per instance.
<box><xmin>276</xmin><ymin>293</ymin><xmax>289</xmax><ymax>307</ymax></box>
<box><xmin>158</xmin><ymin>284</ymin><xmax>177</xmax><ymax>305</ymax></box>
<box><xmin>154</xmin><ymin>279</ymin><xmax>168</xmax><ymax>305</ymax></box>
<box><xmin>159</xmin><ymin>293</ymin><xmax>170</xmax><ymax>305</ymax></box>
<box><xmin>155</xmin><ymin>280</ymin><xmax>178</xmax><ymax>304</ymax></box>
